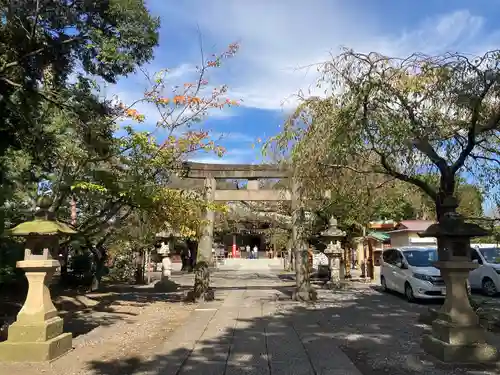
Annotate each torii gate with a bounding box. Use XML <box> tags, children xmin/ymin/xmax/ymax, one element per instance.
<box><xmin>179</xmin><ymin>162</ymin><xmax>330</xmax><ymax>301</ymax></box>
<box><xmin>179</xmin><ymin>162</ymin><xmax>293</xmax><ymax>259</ymax></box>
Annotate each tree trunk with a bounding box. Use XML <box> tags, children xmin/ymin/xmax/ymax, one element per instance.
<box><xmin>188</xmin><ymin>176</ymin><xmax>215</xmax><ymax>302</ymax></box>
<box><xmin>291</xmin><ymin>177</ymin><xmax>317</xmax><ymax>301</ymax></box>
<box><xmin>59</xmin><ymin>247</ymin><xmax>69</xmax><ymax>285</ymax></box>
<box><xmin>366</xmin><ymin>240</ymin><xmax>375</xmax><ymax>280</ymax></box>
<box><xmin>134</xmin><ymin>250</ymin><xmax>145</xmax><ymax>285</ymax></box>
<box><xmin>344</xmin><ymin>247</ymin><xmax>351</xmax><ymax>279</ymax></box>
<box><xmin>435</xmin><ymin>174</ymin><xmax>457</xmax><ymax>261</ymax></box>
<box><xmin>285</xmin><ymin>249</ymin><xmax>293</xmax><ymax>271</ymax></box>
<box><xmin>90</xmin><ymin>245</ymin><xmax>108</xmax><ymax>291</ymax></box>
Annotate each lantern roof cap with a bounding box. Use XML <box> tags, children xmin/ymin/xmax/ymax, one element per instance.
<box><xmin>6</xmin><ymin>196</ymin><xmax>77</xmax><ymax>236</ymax></box>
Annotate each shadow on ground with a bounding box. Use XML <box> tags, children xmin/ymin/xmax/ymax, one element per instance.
<box><xmin>86</xmin><ymin>280</ymin><xmax>500</xmax><ymax>375</ymax></box>
<box><xmin>1</xmin><ymin>280</ymin><xmax>193</xmax><ymax>340</ymax></box>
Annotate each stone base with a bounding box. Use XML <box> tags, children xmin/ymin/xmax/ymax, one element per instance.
<box><xmin>184</xmin><ymin>287</ymin><xmax>215</xmax><ymax>302</ymax></box>
<box><xmin>7</xmin><ymin>316</ymin><xmax>64</xmax><ymax>342</ymax></box>
<box><xmin>326</xmin><ymin>280</ymin><xmax>347</xmax><ymax>290</ymax></box>
<box><xmin>0</xmin><ymin>332</ymin><xmax>72</xmax><ymax>362</ymax></box>
<box><xmin>422</xmin><ymin>333</ymin><xmax>498</xmax><ymax>363</ymax></box>
<box><xmin>153</xmin><ymin>279</ymin><xmax>179</xmax><ymax>292</ymax></box>
<box><xmin>292</xmin><ymin>287</ymin><xmax>318</xmax><ymax>302</ymax></box>
<box><xmin>418</xmin><ymin>308</ymin><xmax>439</xmax><ymax>325</ymax></box>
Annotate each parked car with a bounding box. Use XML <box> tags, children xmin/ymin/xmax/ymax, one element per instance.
<box><xmin>380</xmin><ymin>246</ymin><xmax>446</xmax><ymax>302</ymax></box>
<box><xmin>469</xmin><ymin>244</ymin><xmax>500</xmax><ymax>296</ymax></box>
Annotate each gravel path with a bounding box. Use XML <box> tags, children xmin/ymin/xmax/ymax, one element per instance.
<box><xmin>0</xmin><ymin>283</ymin><xmax>196</xmax><ymax>375</ymax></box>
<box><xmin>275</xmin><ymin>283</ymin><xmax>500</xmax><ymax>375</ymax></box>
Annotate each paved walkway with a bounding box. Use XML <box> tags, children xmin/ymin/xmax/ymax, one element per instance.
<box><xmin>129</xmin><ymin>269</ymin><xmax>362</xmax><ymax>375</ymax></box>
<box><xmin>87</xmin><ymin>263</ymin><xmax>500</xmax><ymax>375</ymax></box>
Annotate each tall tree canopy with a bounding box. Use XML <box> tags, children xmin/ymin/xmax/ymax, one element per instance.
<box><xmin>267</xmin><ymin>49</ymin><xmax>500</xmax><ymax>220</ymax></box>
<box><xmin>0</xmin><ymin>0</ymin><xmax>160</xmax><ymax>227</ymax></box>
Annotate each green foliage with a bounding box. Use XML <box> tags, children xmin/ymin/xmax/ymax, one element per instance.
<box><xmin>107</xmin><ymin>254</ymin><xmax>136</xmax><ymax>283</ymax></box>
<box><xmin>0</xmin><ymin>0</ymin><xmax>160</xmax><ymax>234</ymax></box>
<box><xmin>263</xmin><ymin>227</ymin><xmax>290</xmax><ymax>250</ymax></box>
<box><xmin>267</xmin><ymin>49</ymin><xmax>500</xmax><ymax>220</ymax></box>
<box><xmin>0</xmin><ymin>7</ymin><xmax>239</xmax><ymax>288</ymax></box>
<box><xmin>69</xmin><ymin>253</ymin><xmax>93</xmax><ymax>278</ymax></box>
<box><xmin>1</xmin><ymin>0</ymin><xmax>159</xmax><ymax>86</ymax></box>
<box><xmin>0</xmin><ymin>239</ymin><xmax>24</xmax><ymax>284</ymax></box>
<box><xmin>456</xmin><ymin>184</ymin><xmax>484</xmax><ymax>218</ymax></box>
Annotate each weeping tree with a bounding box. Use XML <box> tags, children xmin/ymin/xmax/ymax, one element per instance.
<box><xmin>268</xmin><ymin>48</ymin><xmax>500</xmax><ymax>254</ymax></box>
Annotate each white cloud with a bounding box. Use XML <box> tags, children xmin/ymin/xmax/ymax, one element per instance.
<box><xmin>374</xmin><ymin>10</ymin><xmax>488</xmax><ymax>56</ymax></box>
<box><xmin>165</xmin><ymin>63</ymin><xmax>197</xmax><ymax>80</ymax></box>
<box><xmin>188</xmin><ymin>156</ymin><xmax>236</xmax><ymax>164</ymax></box>
<box><xmin>189</xmin><ymin>147</ymin><xmax>262</xmax><ymax>165</ymax></box>
<box><xmin>163</xmin><ymin>4</ymin><xmax>500</xmax><ymax>111</ymax></box>
<box><xmin>211</xmin><ymin>131</ymin><xmax>255</xmax><ymax>144</ymax></box>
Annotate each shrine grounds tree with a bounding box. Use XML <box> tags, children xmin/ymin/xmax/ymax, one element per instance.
<box><xmin>0</xmin><ymin>0</ymin><xmax>160</xmax><ymax>230</ymax></box>
<box><xmin>0</xmin><ymin>0</ymin><xmax>239</xmax><ymax>290</ymax></box>
<box><xmin>269</xmin><ymin>49</ymin><xmax>500</xmax><ymax>231</ymax></box>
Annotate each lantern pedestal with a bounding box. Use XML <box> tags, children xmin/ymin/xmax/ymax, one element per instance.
<box><xmin>0</xmin><ymin>260</ymin><xmax>72</xmax><ymax>362</ymax></box>
<box><xmin>422</xmin><ymin>260</ymin><xmax>497</xmax><ymax>363</ymax></box>
<box><xmin>319</xmin><ymin>217</ymin><xmax>346</xmax><ymax>289</ymax></box>
<box><xmin>418</xmin><ymin>198</ymin><xmax>498</xmax><ymax>364</ymax></box>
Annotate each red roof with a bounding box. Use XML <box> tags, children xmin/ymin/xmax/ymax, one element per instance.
<box><xmin>394</xmin><ymin>220</ymin><xmax>435</xmax><ymax>232</ymax></box>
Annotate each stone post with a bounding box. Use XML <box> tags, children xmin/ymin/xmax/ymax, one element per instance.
<box><xmin>0</xmin><ymin>197</ymin><xmax>75</xmax><ymax>362</ymax></box>
<box><xmin>420</xmin><ymin>198</ymin><xmax>498</xmax><ymax>363</ymax></box>
<box><xmin>160</xmin><ymin>242</ymin><xmax>172</xmax><ymax>282</ymax></box>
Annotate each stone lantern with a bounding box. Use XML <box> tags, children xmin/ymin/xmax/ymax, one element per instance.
<box><xmin>320</xmin><ymin>217</ymin><xmax>346</xmax><ymax>289</ymax></box>
<box><xmin>0</xmin><ymin>197</ymin><xmax>76</xmax><ymax>362</ymax></box>
<box><xmin>419</xmin><ymin>197</ymin><xmax>498</xmax><ymax>363</ymax></box>
<box><xmin>159</xmin><ymin>241</ymin><xmax>172</xmax><ymax>281</ymax></box>
<box><xmin>324</xmin><ymin>240</ymin><xmax>344</xmax><ymax>288</ymax></box>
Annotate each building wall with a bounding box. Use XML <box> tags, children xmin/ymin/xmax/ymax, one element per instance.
<box><xmin>389</xmin><ymin>232</ymin><xmax>436</xmax><ymax>247</ymax></box>
<box><xmin>389</xmin><ymin>232</ymin><xmax>417</xmax><ymax>247</ymax></box>
<box><xmin>354</xmin><ymin>240</ymin><xmax>383</xmax><ymax>265</ymax></box>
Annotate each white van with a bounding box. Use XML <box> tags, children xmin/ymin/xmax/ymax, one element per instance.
<box><xmin>380</xmin><ymin>246</ymin><xmax>444</xmax><ymax>302</ymax></box>
<box><xmin>469</xmin><ymin>244</ymin><xmax>500</xmax><ymax>296</ymax></box>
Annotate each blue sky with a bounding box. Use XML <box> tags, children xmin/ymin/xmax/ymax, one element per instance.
<box><xmin>107</xmin><ymin>0</ymin><xmax>500</xmax><ymax>166</ymax></box>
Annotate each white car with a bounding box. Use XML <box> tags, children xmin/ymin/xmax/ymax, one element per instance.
<box><xmin>469</xmin><ymin>244</ymin><xmax>500</xmax><ymax>296</ymax></box>
<box><xmin>380</xmin><ymin>246</ymin><xmax>445</xmax><ymax>302</ymax></box>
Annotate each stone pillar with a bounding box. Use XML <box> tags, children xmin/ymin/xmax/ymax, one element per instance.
<box><xmin>331</xmin><ymin>256</ymin><xmax>341</xmax><ymax>287</ymax></box>
<box><xmin>161</xmin><ymin>255</ymin><xmax>172</xmax><ymax>281</ymax></box>
<box><xmin>197</xmin><ymin>176</ymin><xmax>216</xmax><ymax>264</ymax></box>
<box><xmin>366</xmin><ymin>239</ymin><xmax>375</xmax><ymax>280</ymax></box>
<box><xmin>420</xmin><ymin>199</ymin><xmax>498</xmax><ymax>363</ymax></box>
<box><xmin>0</xmin><ymin>260</ymin><xmax>72</xmax><ymax>362</ymax></box>
<box><xmin>344</xmin><ymin>247</ymin><xmax>351</xmax><ymax>279</ymax></box>
<box><xmin>247</xmin><ymin>179</ymin><xmax>259</xmax><ymax>190</ymax></box>
<box><xmin>361</xmin><ymin>242</ymin><xmax>367</xmax><ymax>278</ymax></box>
<box><xmin>325</xmin><ymin>241</ymin><xmax>343</xmax><ymax>289</ymax></box>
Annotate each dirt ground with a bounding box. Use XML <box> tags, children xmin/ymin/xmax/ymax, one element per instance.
<box><xmin>0</xmin><ymin>280</ymin><xmax>197</xmax><ymax>375</ymax></box>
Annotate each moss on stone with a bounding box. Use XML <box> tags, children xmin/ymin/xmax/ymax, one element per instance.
<box><xmin>7</xmin><ymin>219</ymin><xmax>76</xmax><ymax>236</ymax></box>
